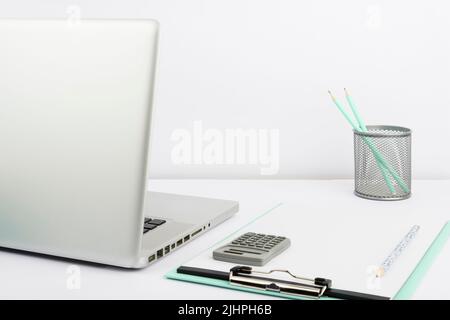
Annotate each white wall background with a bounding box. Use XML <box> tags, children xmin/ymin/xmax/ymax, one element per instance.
<box><xmin>2</xmin><ymin>0</ymin><xmax>449</xmax><ymax>179</ymax></box>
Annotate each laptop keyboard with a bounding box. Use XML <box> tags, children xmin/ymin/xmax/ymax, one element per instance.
<box><xmin>143</xmin><ymin>217</ymin><xmax>166</xmax><ymax>234</ymax></box>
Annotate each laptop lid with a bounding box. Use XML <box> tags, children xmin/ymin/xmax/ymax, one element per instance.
<box><xmin>0</xmin><ymin>19</ymin><xmax>158</xmax><ymax>267</ymax></box>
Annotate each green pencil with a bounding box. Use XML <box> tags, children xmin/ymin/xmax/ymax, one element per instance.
<box><xmin>344</xmin><ymin>88</ymin><xmax>396</xmax><ymax>194</ymax></box>
<box><xmin>328</xmin><ymin>90</ymin><xmax>409</xmax><ymax>194</ymax></box>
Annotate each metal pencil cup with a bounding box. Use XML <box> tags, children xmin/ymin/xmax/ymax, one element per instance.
<box><xmin>354</xmin><ymin>125</ymin><xmax>411</xmax><ymax>201</ymax></box>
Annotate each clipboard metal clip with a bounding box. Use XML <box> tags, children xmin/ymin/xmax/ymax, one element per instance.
<box><xmin>229</xmin><ymin>266</ymin><xmax>332</xmax><ymax>299</ymax></box>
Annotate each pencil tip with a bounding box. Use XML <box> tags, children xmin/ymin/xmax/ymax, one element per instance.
<box><xmin>328</xmin><ymin>90</ymin><xmax>336</xmax><ymax>101</ymax></box>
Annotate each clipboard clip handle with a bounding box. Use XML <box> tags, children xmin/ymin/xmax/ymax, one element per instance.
<box><xmin>229</xmin><ymin>266</ymin><xmax>332</xmax><ymax>299</ymax></box>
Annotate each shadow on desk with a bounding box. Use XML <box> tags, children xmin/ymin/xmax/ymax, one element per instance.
<box><xmin>0</xmin><ymin>246</ymin><xmax>144</xmax><ymax>272</ymax></box>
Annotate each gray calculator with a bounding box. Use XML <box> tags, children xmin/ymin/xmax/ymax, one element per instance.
<box><xmin>213</xmin><ymin>232</ymin><xmax>291</xmax><ymax>266</ymax></box>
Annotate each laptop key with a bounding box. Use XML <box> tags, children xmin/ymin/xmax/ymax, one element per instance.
<box><xmin>144</xmin><ymin>223</ymin><xmax>157</xmax><ymax>230</ymax></box>
<box><xmin>148</xmin><ymin>219</ymin><xmax>166</xmax><ymax>226</ymax></box>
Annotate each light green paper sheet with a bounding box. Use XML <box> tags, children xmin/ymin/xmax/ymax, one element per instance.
<box><xmin>165</xmin><ymin>203</ymin><xmax>450</xmax><ymax>300</ymax></box>
<box><xmin>166</xmin><ymin>221</ymin><xmax>449</xmax><ymax>300</ymax></box>
<box><xmin>166</xmin><ymin>212</ymin><xmax>449</xmax><ymax>300</ymax></box>
<box><xmin>394</xmin><ymin>221</ymin><xmax>450</xmax><ymax>299</ymax></box>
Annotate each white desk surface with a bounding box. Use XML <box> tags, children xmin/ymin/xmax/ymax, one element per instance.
<box><xmin>0</xmin><ymin>180</ymin><xmax>449</xmax><ymax>300</ymax></box>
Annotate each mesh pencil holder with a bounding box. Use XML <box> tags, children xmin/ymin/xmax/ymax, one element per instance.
<box><xmin>354</xmin><ymin>125</ymin><xmax>411</xmax><ymax>201</ymax></box>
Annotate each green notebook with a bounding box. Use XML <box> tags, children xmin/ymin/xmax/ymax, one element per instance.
<box><xmin>166</xmin><ymin>204</ymin><xmax>449</xmax><ymax>300</ymax></box>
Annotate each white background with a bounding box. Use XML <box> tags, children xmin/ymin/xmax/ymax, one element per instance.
<box><xmin>1</xmin><ymin>0</ymin><xmax>449</xmax><ymax>179</ymax></box>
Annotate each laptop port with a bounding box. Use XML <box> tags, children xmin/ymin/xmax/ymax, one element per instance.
<box><xmin>184</xmin><ymin>235</ymin><xmax>190</xmax><ymax>242</ymax></box>
<box><xmin>191</xmin><ymin>228</ymin><xmax>202</xmax><ymax>237</ymax></box>
<box><xmin>164</xmin><ymin>245</ymin><xmax>170</xmax><ymax>254</ymax></box>
<box><xmin>148</xmin><ymin>254</ymin><xmax>156</xmax><ymax>263</ymax></box>
<box><xmin>176</xmin><ymin>239</ymin><xmax>183</xmax><ymax>246</ymax></box>
<box><xmin>157</xmin><ymin>249</ymin><xmax>164</xmax><ymax>259</ymax></box>
<box><xmin>171</xmin><ymin>243</ymin><xmax>176</xmax><ymax>249</ymax></box>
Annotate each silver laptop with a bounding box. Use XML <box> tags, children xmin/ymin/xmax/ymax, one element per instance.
<box><xmin>0</xmin><ymin>19</ymin><xmax>238</xmax><ymax>268</ymax></box>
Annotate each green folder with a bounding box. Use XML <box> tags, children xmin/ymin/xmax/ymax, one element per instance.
<box><xmin>166</xmin><ymin>205</ymin><xmax>449</xmax><ymax>300</ymax></box>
